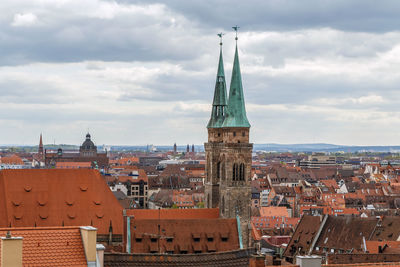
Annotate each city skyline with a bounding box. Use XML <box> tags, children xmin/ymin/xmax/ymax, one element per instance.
<box><xmin>2</xmin><ymin>1</ymin><xmax>400</xmax><ymax>146</ymax></box>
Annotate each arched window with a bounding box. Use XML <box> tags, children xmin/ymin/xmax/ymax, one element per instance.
<box><xmin>217</xmin><ymin>162</ymin><xmax>221</xmax><ymax>179</ymax></box>
<box><xmin>233</xmin><ymin>163</ymin><xmax>239</xmax><ymax>181</ymax></box>
<box><xmin>239</xmin><ymin>163</ymin><xmax>245</xmax><ymax>181</ymax></box>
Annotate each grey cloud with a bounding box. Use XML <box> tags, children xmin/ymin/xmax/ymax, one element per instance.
<box><xmin>131</xmin><ymin>0</ymin><xmax>400</xmax><ymax>33</ymax></box>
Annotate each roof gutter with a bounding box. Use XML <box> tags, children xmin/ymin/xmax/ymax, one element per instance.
<box><xmin>308</xmin><ymin>214</ymin><xmax>328</xmax><ymax>255</ymax></box>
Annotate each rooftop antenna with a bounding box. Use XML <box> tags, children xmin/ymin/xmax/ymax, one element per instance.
<box><xmin>232</xmin><ymin>25</ymin><xmax>240</xmax><ymax>43</ymax></box>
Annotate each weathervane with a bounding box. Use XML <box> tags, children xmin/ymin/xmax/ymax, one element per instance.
<box><xmin>232</xmin><ymin>25</ymin><xmax>240</xmax><ymax>42</ymax></box>
<box><xmin>217</xmin><ymin>32</ymin><xmax>224</xmax><ymax>46</ymax></box>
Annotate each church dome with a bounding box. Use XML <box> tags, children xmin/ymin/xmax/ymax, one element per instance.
<box><xmin>81</xmin><ymin>133</ymin><xmax>96</xmax><ymax>150</ymax></box>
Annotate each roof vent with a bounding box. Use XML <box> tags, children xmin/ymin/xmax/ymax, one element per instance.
<box><xmin>39</xmin><ymin>213</ymin><xmax>48</xmax><ymax>219</ymax></box>
<box><xmin>37</xmin><ymin>200</ymin><xmax>47</xmax><ymax>206</ymax></box>
<box><xmin>80</xmin><ymin>185</ymin><xmax>88</xmax><ymax>191</ymax></box>
<box><xmin>12</xmin><ymin>200</ymin><xmax>21</xmax><ymax>206</ymax></box>
<box><xmin>24</xmin><ymin>185</ymin><xmax>32</xmax><ymax>192</ymax></box>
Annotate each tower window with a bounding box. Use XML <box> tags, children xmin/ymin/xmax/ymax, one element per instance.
<box><xmin>218</xmin><ymin>133</ymin><xmax>221</xmax><ymax>137</ymax></box>
<box><xmin>239</xmin><ymin>163</ymin><xmax>245</xmax><ymax>181</ymax></box>
<box><xmin>233</xmin><ymin>132</ymin><xmax>236</xmax><ymax>137</ymax></box>
<box><xmin>217</xmin><ymin>162</ymin><xmax>221</xmax><ymax>179</ymax></box>
<box><xmin>242</xmin><ymin>131</ymin><xmax>245</xmax><ymax>137</ymax></box>
<box><xmin>233</xmin><ymin>164</ymin><xmax>239</xmax><ymax>181</ymax></box>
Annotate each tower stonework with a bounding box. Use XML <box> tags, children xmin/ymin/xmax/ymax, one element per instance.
<box><xmin>205</xmin><ymin>34</ymin><xmax>252</xmax><ymax>248</ymax></box>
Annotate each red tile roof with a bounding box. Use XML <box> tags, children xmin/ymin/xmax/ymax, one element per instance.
<box><xmin>0</xmin><ymin>155</ymin><xmax>24</xmax><ymax>165</ymax></box>
<box><xmin>0</xmin><ymin>169</ymin><xmax>123</xmax><ymax>236</ymax></box>
<box><xmin>260</xmin><ymin>206</ymin><xmax>289</xmax><ymax>217</ymax></box>
<box><xmin>126</xmin><ymin>208</ymin><xmax>219</xmax><ymax>219</ymax></box>
<box><xmin>0</xmin><ymin>226</ymin><xmax>87</xmax><ymax>266</ymax></box>
<box><xmin>366</xmin><ymin>241</ymin><xmax>400</xmax><ymax>254</ymax></box>
<box><xmin>130</xmin><ymin>218</ymin><xmax>239</xmax><ymax>254</ymax></box>
<box><xmin>56</xmin><ymin>162</ymin><xmax>92</xmax><ymax>168</ymax></box>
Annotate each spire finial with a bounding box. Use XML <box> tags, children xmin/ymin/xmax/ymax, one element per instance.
<box><xmin>217</xmin><ymin>32</ymin><xmax>224</xmax><ymax>46</ymax></box>
<box><xmin>232</xmin><ymin>25</ymin><xmax>240</xmax><ymax>42</ymax></box>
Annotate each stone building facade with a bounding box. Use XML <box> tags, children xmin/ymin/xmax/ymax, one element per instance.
<box><xmin>205</xmin><ymin>36</ymin><xmax>253</xmax><ymax>248</ymax></box>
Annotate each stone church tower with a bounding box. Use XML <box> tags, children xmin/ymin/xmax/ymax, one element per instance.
<box><xmin>205</xmin><ymin>33</ymin><xmax>252</xmax><ymax>248</ymax></box>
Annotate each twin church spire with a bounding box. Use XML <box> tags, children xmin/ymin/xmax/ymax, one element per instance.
<box><xmin>207</xmin><ymin>28</ymin><xmax>250</xmax><ymax>129</ymax></box>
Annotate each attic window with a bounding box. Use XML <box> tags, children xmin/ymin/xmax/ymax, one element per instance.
<box><xmin>150</xmin><ymin>238</ymin><xmax>157</xmax><ymax>243</ymax></box>
<box><xmin>166</xmin><ymin>238</ymin><xmax>173</xmax><ymax>243</ymax></box>
<box><xmin>193</xmin><ymin>237</ymin><xmax>200</xmax><ymax>242</ymax></box>
<box><xmin>207</xmin><ymin>237</ymin><xmax>214</xmax><ymax>242</ymax></box>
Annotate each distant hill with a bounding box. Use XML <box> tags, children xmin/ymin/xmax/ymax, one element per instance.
<box><xmin>2</xmin><ymin>143</ymin><xmax>400</xmax><ymax>153</ymax></box>
<box><xmin>254</xmin><ymin>143</ymin><xmax>400</xmax><ymax>153</ymax></box>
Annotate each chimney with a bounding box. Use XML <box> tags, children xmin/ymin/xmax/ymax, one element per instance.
<box><xmin>80</xmin><ymin>226</ymin><xmax>97</xmax><ymax>266</ymax></box>
<box><xmin>296</xmin><ymin>255</ymin><xmax>322</xmax><ymax>267</ymax></box>
<box><xmin>1</xmin><ymin>231</ymin><xmax>23</xmax><ymax>267</ymax></box>
<box><xmin>249</xmin><ymin>254</ymin><xmax>265</xmax><ymax>267</ymax></box>
<box><xmin>96</xmin><ymin>244</ymin><xmax>105</xmax><ymax>267</ymax></box>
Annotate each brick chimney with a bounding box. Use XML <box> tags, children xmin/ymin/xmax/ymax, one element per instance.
<box><xmin>1</xmin><ymin>231</ymin><xmax>23</xmax><ymax>267</ymax></box>
<box><xmin>80</xmin><ymin>226</ymin><xmax>97</xmax><ymax>266</ymax></box>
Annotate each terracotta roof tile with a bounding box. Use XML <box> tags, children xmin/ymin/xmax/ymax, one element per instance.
<box><xmin>260</xmin><ymin>206</ymin><xmax>289</xmax><ymax>217</ymax></box>
<box><xmin>56</xmin><ymin>162</ymin><xmax>92</xmax><ymax>168</ymax></box>
<box><xmin>130</xmin><ymin>218</ymin><xmax>239</xmax><ymax>254</ymax></box>
<box><xmin>0</xmin><ymin>169</ymin><xmax>123</xmax><ymax>236</ymax></box>
<box><xmin>0</xmin><ymin>226</ymin><xmax>86</xmax><ymax>266</ymax></box>
<box><xmin>126</xmin><ymin>208</ymin><xmax>219</xmax><ymax>219</ymax></box>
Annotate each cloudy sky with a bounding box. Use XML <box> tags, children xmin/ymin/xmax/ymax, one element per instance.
<box><xmin>2</xmin><ymin>0</ymin><xmax>400</xmax><ymax>146</ymax></box>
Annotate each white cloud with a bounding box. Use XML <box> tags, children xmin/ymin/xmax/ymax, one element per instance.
<box><xmin>11</xmin><ymin>13</ymin><xmax>37</xmax><ymax>27</ymax></box>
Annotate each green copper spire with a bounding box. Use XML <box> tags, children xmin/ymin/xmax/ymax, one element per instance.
<box><xmin>207</xmin><ymin>33</ymin><xmax>228</xmax><ymax>128</ymax></box>
<box><xmin>222</xmin><ymin>29</ymin><xmax>250</xmax><ymax>128</ymax></box>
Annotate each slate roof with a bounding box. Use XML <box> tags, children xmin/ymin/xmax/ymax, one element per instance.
<box><xmin>283</xmin><ymin>215</ymin><xmax>323</xmax><ymax>258</ymax></box>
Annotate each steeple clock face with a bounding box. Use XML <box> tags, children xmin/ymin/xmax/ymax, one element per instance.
<box><xmin>218</xmin><ymin>77</ymin><xmax>223</xmax><ymax>82</ymax></box>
